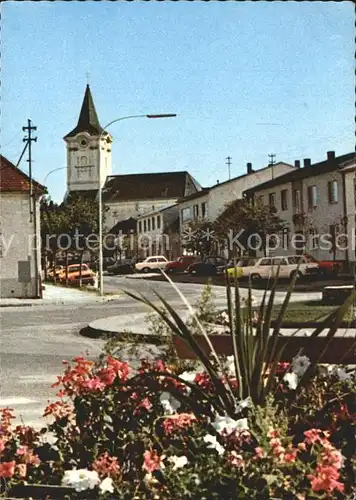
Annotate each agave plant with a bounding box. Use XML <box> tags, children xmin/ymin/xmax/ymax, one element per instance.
<box><xmin>124</xmin><ymin>268</ymin><xmax>355</xmax><ymax>418</ymax></box>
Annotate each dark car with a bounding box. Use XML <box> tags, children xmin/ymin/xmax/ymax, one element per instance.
<box><xmin>164</xmin><ymin>255</ymin><xmax>197</xmax><ymax>274</ymax></box>
<box><xmin>106</xmin><ymin>260</ymin><xmax>134</xmax><ymax>275</ymax></box>
<box><xmin>89</xmin><ymin>257</ymin><xmax>116</xmax><ymax>272</ymax></box>
<box><xmin>186</xmin><ymin>256</ymin><xmax>227</xmax><ymax>276</ymax></box>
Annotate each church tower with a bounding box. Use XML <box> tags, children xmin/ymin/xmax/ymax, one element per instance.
<box><xmin>63</xmin><ymin>85</ymin><xmax>112</xmax><ymax>194</ymax></box>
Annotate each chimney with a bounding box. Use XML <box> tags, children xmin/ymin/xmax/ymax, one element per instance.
<box><xmin>246</xmin><ymin>162</ymin><xmax>253</xmax><ymax>174</ymax></box>
<box><xmin>303</xmin><ymin>158</ymin><xmax>311</xmax><ymax>168</ymax></box>
<box><xmin>294</xmin><ymin>160</ymin><xmax>301</xmax><ymax>168</ymax></box>
<box><xmin>327</xmin><ymin>151</ymin><xmax>335</xmax><ymax>161</ymax></box>
<box><xmin>216</xmin><ymin>180</ymin><xmax>219</xmax><ymax>184</ymax></box>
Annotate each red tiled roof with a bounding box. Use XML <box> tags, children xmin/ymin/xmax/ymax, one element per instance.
<box><xmin>0</xmin><ymin>155</ymin><xmax>46</xmax><ymax>193</ymax></box>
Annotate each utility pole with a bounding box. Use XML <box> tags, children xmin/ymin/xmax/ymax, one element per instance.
<box><xmin>226</xmin><ymin>156</ymin><xmax>232</xmax><ymax>180</ymax></box>
<box><xmin>22</xmin><ymin>119</ymin><xmax>40</xmax><ymax>297</ymax></box>
<box><xmin>22</xmin><ymin>119</ymin><xmax>37</xmax><ymax>221</ymax></box>
<box><xmin>268</xmin><ymin>153</ymin><xmax>276</xmax><ymax>179</ymax></box>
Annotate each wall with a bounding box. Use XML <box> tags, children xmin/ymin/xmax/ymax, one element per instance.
<box><xmin>208</xmin><ymin>163</ymin><xmax>295</xmax><ymax>221</ymax></box>
<box><xmin>66</xmin><ymin>132</ymin><xmax>112</xmax><ymax>192</ymax></box>
<box><xmin>105</xmin><ymin>197</ymin><xmax>178</xmax><ymax>232</ymax></box>
<box><xmin>136</xmin><ymin>205</ymin><xmax>179</xmax><ymax>259</ymax></box>
<box><xmin>0</xmin><ymin>192</ymin><xmax>41</xmax><ymax>298</ymax></box>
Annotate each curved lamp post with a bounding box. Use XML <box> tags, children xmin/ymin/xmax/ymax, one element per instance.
<box><xmin>98</xmin><ymin>113</ymin><xmax>177</xmax><ymax>296</ymax></box>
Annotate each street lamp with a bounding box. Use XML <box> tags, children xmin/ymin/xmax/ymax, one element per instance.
<box><xmin>98</xmin><ymin>113</ymin><xmax>177</xmax><ymax>296</ymax></box>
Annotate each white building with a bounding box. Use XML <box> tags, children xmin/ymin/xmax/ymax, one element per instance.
<box><xmin>244</xmin><ymin>151</ymin><xmax>356</xmax><ymax>269</ymax></box>
<box><xmin>0</xmin><ymin>155</ymin><xmax>46</xmax><ymax>298</ymax></box>
<box><xmin>136</xmin><ymin>203</ymin><xmax>180</xmax><ymax>259</ymax></box>
<box><xmin>177</xmin><ymin>161</ymin><xmax>296</xmax><ymax>254</ymax></box>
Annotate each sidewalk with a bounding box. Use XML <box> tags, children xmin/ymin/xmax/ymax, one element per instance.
<box><xmin>0</xmin><ymin>283</ymin><xmax>122</xmax><ymax>307</ymax></box>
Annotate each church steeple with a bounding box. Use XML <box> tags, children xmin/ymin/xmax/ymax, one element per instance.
<box><xmin>64</xmin><ymin>85</ymin><xmax>103</xmax><ymax>138</ymax></box>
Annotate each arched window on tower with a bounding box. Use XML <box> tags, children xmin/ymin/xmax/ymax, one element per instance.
<box><xmin>81</xmin><ymin>156</ymin><xmax>87</xmax><ymax>166</ymax></box>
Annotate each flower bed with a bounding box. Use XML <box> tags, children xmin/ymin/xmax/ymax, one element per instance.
<box><xmin>1</xmin><ymin>353</ymin><xmax>355</xmax><ymax>499</ymax></box>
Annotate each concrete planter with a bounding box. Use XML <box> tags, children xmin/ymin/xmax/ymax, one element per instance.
<box><xmin>172</xmin><ymin>330</ymin><xmax>356</xmax><ymax>364</ymax></box>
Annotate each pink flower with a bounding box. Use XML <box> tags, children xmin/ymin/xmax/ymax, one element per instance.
<box><xmin>228</xmin><ymin>451</ymin><xmax>245</xmax><ymax>468</ymax></box>
<box><xmin>143</xmin><ymin>450</ymin><xmax>163</xmax><ymax>473</ymax></box>
<box><xmin>304</xmin><ymin>428</ymin><xmax>323</xmax><ymax>445</ymax></box>
<box><xmin>284</xmin><ymin>449</ymin><xmax>297</xmax><ymax>463</ymax></box>
<box><xmin>308</xmin><ymin>465</ymin><xmax>344</xmax><ymax>493</ymax></box>
<box><xmin>0</xmin><ymin>461</ymin><xmax>15</xmax><ymax>478</ymax></box>
<box><xmin>81</xmin><ymin>377</ymin><xmax>106</xmax><ymax>391</ymax></box>
<box><xmin>0</xmin><ymin>439</ymin><xmax>5</xmax><ymax>453</ymax></box>
<box><xmin>254</xmin><ymin>447</ymin><xmax>265</xmax><ymax>459</ymax></box>
<box><xmin>162</xmin><ymin>413</ymin><xmax>196</xmax><ymax>434</ymax></box>
<box><xmin>92</xmin><ymin>452</ymin><xmax>120</xmax><ymax>479</ymax></box>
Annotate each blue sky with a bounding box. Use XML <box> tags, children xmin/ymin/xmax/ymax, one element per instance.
<box><xmin>2</xmin><ymin>2</ymin><xmax>354</xmax><ymax>202</ymax></box>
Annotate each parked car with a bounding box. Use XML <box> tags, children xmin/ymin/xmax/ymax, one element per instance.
<box><xmin>47</xmin><ymin>265</ymin><xmax>64</xmax><ymax>281</ymax></box>
<box><xmin>304</xmin><ymin>254</ymin><xmax>343</xmax><ymax>276</ymax></box>
<box><xmin>164</xmin><ymin>256</ymin><xmax>198</xmax><ymax>274</ymax></box>
<box><xmin>106</xmin><ymin>260</ymin><xmax>134</xmax><ymax>275</ymax></box>
<box><xmin>227</xmin><ymin>255</ymin><xmax>319</xmax><ymax>281</ymax></box>
<box><xmin>186</xmin><ymin>256</ymin><xmax>227</xmax><ymax>276</ymax></box>
<box><xmin>89</xmin><ymin>257</ymin><xmax>116</xmax><ymax>272</ymax></box>
<box><xmin>58</xmin><ymin>264</ymin><xmax>96</xmax><ymax>286</ymax></box>
<box><xmin>135</xmin><ymin>256</ymin><xmax>169</xmax><ymax>273</ymax></box>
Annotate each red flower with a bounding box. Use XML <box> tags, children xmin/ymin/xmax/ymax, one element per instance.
<box><xmin>143</xmin><ymin>450</ymin><xmax>163</xmax><ymax>473</ymax></box>
<box><xmin>92</xmin><ymin>452</ymin><xmax>120</xmax><ymax>479</ymax></box>
<box><xmin>0</xmin><ymin>461</ymin><xmax>15</xmax><ymax>478</ymax></box>
<box><xmin>308</xmin><ymin>465</ymin><xmax>344</xmax><ymax>493</ymax></box>
<box><xmin>162</xmin><ymin>413</ymin><xmax>196</xmax><ymax>434</ymax></box>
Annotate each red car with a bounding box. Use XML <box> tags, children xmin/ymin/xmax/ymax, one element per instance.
<box><xmin>304</xmin><ymin>254</ymin><xmax>343</xmax><ymax>276</ymax></box>
<box><xmin>164</xmin><ymin>256</ymin><xmax>197</xmax><ymax>274</ymax></box>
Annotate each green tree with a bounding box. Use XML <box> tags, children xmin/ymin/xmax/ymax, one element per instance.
<box><xmin>181</xmin><ymin>218</ymin><xmax>217</xmax><ymax>258</ymax></box>
<box><xmin>214</xmin><ymin>198</ymin><xmax>286</xmax><ymax>258</ymax></box>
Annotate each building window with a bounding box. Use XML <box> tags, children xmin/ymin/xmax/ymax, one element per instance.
<box><xmin>80</xmin><ymin>156</ymin><xmax>87</xmax><ymax>166</ymax></box>
<box><xmin>201</xmin><ymin>202</ymin><xmax>207</xmax><ymax>218</ymax></box>
<box><xmin>293</xmin><ymin>189</ymin><xmax>301</xmax><ymax>212</ymax></box>
<box><xmin>309</xmin><ymin>228</ymin><xmax>319</xmax><ymax>250</ymax></box>
<box><xmin>138</xmin><ymin>221</ymin><xmax>142</xmax><ymax>233</ymax></box>
<box><xmin>193</xmin><ymin>204</ymin><xmax>199</xmax><ymax>218</ymax></box>
<box><xmin>281</xmin><ymin>190</ymin><xmax>288</xmax><ymax>211</ymax></box>
<box><xmin>147</xmin><ymin>219</ymin><xmax>151</xmax><ymax>231</ymax></box>
<box><xmin>269</xmin><ymin>193</ymin><xmax>276</xmax><ymax>209</ymax></box>
<box><xmin>143</xmin><ymin>220</ymin><xmax>147</xmax><ymax>232</ymax></box>
<box><xmin>328</xmin><ymin>180</ymin><xmax>338</xmax><ymax>203</ymax></box>
<box><xmin>152</xmin><ymin>217</ymin><xmax>155</xmax><ymax>231</ymax></box>
<box><xmin>307</xmin><ymin>185</ymin><xmax>318</xmax><ymax>210</ymax></box>
<box><xmin>181</xmin><ymin>207</ymin><xmax>192</xmax><ymax>222</ymax></box>
<box><xmin>157</xmin><ymin>215</ymin><xmax>161</xmax><ymax>229</ymax></box>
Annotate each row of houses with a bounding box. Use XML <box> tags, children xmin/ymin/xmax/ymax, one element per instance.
<box><xmin>113</xmin><ymin>151</ymin><xmax>356</xmax><ymax>270</ymax></box>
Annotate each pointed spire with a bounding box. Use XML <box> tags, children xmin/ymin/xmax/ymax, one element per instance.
<box><xmin>64</xmin><ymin>85</ymin><xmax>103</xmax><ymax>138</ymax></box>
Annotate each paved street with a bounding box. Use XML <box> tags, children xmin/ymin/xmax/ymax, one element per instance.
<box><xmin>0</xmin><ymin>276</ymin><xmax>321</xmax><ymax>428</ymax></box>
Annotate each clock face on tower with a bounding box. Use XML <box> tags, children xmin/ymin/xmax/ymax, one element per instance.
<box><xmin>78</xmin><ymin>135</ymin><xmax>88</xmax><ymax>149</ymax></box>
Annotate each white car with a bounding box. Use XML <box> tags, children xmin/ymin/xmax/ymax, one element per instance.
<box><xmin>135</xmin><ymin>256</ymin><xmax>168</xmax><ymax>273</ymax></box>
<box><xmin>231</xmin><ymin>255</ymin><xmax>319</xmax><ymax>281</ymax></box>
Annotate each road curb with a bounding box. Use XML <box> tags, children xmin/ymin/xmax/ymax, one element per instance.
<box><xmin>79</xmin><ymin>325</ymin><xmax>164</xmax><ymax>344</ymax></box>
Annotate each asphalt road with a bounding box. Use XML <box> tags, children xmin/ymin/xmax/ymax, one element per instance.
<box><xmin>0</xmin><ymin>276</ymin><xmax>321</xmax><ymax>428</ymax></box>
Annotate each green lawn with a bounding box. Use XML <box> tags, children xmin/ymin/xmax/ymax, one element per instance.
<box><xmin>269</xmin><ymin>301</ymin><xmax>355</xmax><ymax>323</ymax></box>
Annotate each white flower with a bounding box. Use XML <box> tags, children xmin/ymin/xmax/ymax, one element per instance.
<box><xmin>212</xmin><ymin>415</ymin><xmax>249</xmax><ymax>435</ymax></box>
<box><xmin>159</xmin><ymin>392</ymin><xmax>181</xmax><ymax>414</ymax></box>
<box><xmin>168</xmin><ymin>455</ymin><xmax>188</xmax><ymax>470</ymax></box>
<box><xmin>99</xmin><ymin>477</ymin><xmax>114</xmax><ymax>494</ymax></box>
<box><xmin>224</xmin><ymin>355</ymin><xmax>236</xmax><ymax>376</ymax></box>
<box><xmin>291</xmin><ymin>355</ymin><xmax>311</xmax><ymax>376</ymax></box>
<box><xmin>62</xmin><ymin>469</ymin><xmax>100</xmax><ymax>492</ymax></box>
<box><xmin>179</xmin><ymin>371</ymin><xmax>197</xmax><ymax>393</ymax></box>
<box><xmin>335</xmin><ymin>367</ymin><xmax>354</xmax><ymax>381</ymax></box>
<box><xmin>283</xmin><ymin>372</ymin><xmax>298</xmax><ymax>390</ymax></box>
<box><xmin>203</xmin><ymin>434</ymin><xmax>225</xmax><ymax>455</ymax></box>
<box><xmin>236</xmin><ymin>397</ymin><xmax>252</xmax><ymax>412</ymax></box>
